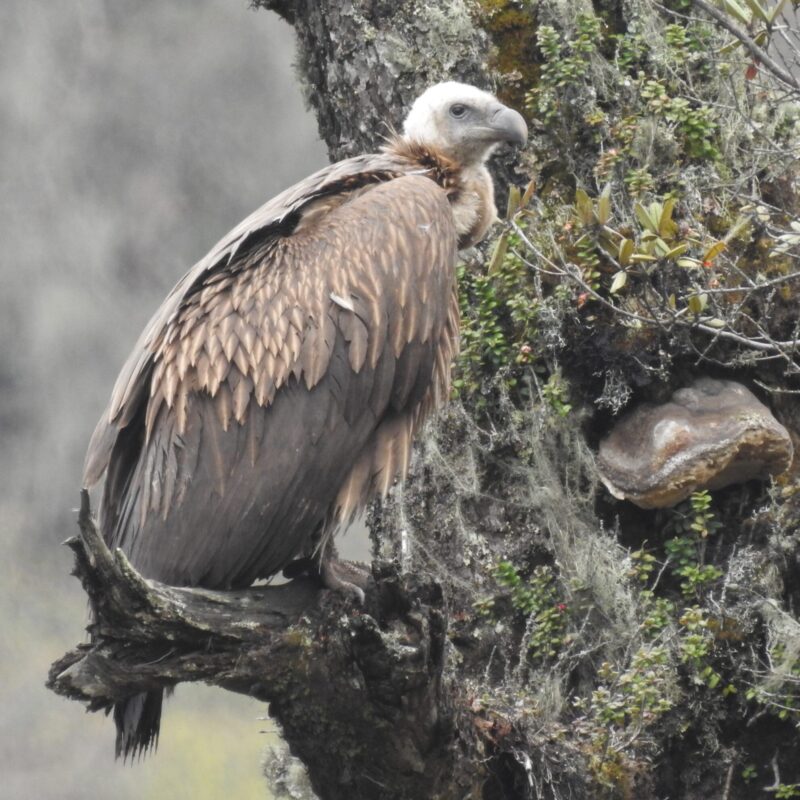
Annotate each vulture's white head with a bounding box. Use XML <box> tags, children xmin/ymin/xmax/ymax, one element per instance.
<box><xmin>402</xmin><ymin>82</ymin><xmax>528</xmax><ymax>166</ymax></box>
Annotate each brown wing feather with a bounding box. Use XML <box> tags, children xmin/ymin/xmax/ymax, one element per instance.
<box><xmin>83</xmin><ymin>150</ymin><xmax>434</xmax><ymax>487</ymax></box>
<box><xmin>89</xmin><ymin>173</ymin><xmax>457</xmax><ymax>588</ymax></box>
<box><xmin>331</xmin><ymin>250</ymin><xmax>460</xmax><ymax>527</ymax></box>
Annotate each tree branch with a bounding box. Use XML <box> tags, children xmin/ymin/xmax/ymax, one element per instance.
<box><xmin>690</xmin><ymin>0</ymin><xmax>800</xmax><ymax>92</ymax></box>
<box><xmin>47</xmin><ymin>492</ymin><xmax>485</xmax><ymax>800</ymax></box>
<box><xmin>48</xmin><ymin>492</ymin><xmax>319</xmax><ymax>706</ymax></box>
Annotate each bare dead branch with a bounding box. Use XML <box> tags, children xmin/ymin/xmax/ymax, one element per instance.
<box><xmin>47</xmin><ymin>492</ymin><xmax>486</xmax><ymax>800</ymax></box>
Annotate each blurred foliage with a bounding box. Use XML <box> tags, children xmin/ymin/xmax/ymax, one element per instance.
<box><xmin>3</xmin><ymin>3</ymin><xmax>326</xmax><ymax>798</ymax></box>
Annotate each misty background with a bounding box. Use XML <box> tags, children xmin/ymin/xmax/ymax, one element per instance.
<box><xmin>1</xmin><ymin>2</ymin><xmax>331</xmax><ymax>797</ymax></box>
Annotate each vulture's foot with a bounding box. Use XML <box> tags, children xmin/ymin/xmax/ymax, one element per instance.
<box><xmin>320</xmin><ymin>556</ymin><xmax>371</xmax><ymax>605</ymax></box>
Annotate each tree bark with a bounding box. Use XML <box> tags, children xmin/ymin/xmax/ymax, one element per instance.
<box><xmin>255</xmin><ymin>0</ymin><xmax>488</xmax><ymax>159</ymax></box>
<box><xmin>253</xmin><ymin>0</ymin><xmax>526</xmax><ymax>191</ymax></box>
<box><xmin>48</xmin><ymin>493</ymin><xmax>491</xmax><ymax>800</ymax></box>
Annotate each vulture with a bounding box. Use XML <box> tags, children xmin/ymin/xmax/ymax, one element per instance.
<box><xmin>83</xmin><ymin>81</ymin><xmax>527</xmax><ymax>757</ymax></box>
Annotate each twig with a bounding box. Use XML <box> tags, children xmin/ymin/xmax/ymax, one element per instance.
<box><xmin>722</xmin><ymin>760</ymin><xmax>735</xmax><ymax>800</ymax></box>
<box><xmin>690</xmin><ymin>0</ymin><xmax>800</xmax><ymax>93</ymax></box>
<box><xmin>754</xmin><ymin>379</ymin><xmax>800</xmax><ymax>394</ymax></box>
<box><xmin>511</xmin><ymin>220</ymin><xmax>800</xmax><ymax>362</ymax></box>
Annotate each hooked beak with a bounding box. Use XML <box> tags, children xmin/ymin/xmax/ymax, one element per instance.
<box><xmin>486</xmin><ymin>105</ymin><xmax>528</xmax><ymax>146</ymax></box>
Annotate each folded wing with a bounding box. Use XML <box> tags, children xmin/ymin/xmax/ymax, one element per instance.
<box><xmin>84</xmin><ymin>169</ymin><xmax>458</xmax><ymax>588</ymax></box>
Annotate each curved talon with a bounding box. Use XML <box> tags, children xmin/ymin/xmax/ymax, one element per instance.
<box><xmin>320</xmin><ymin>557</ymin><xmax>370</xmax><ymax>605</ymax></box>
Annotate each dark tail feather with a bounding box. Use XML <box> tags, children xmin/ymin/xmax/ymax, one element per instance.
<box><xmin>113</xmin><ymin>690</ymin><xmax>164</xmax><ymax>759</ymax></box>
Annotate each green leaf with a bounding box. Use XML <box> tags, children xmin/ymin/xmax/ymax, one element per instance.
<box><xmin>703</xmin><ymin>318</ymin><xmax>727</xmax><ymax>329</ymax></box>
<box><xmin>488</xmin><ymin>232</ymin><xmax>509</xmax><ymax>274</ymax></box>
<box><xmin>598</xmin><ymin>228</ymin><xmax>619</xmax><ymax>250</ymax></box>
<box><xmin>648</xmin><ymin>202</ymin><xmax>664</xmax><ymax>231</ymax></box>
<box><xmin>704</xmin><ymin>241</ymin><xmax>726</xmax><ymax>262</ymax></box>
<box><xmin>520</xmin><ymin>178</ymin><xmax>536</xmax><ymax>210</ymax></box>
<box><xmin>665</xmin><ymin>243</ymin><xmax>688</xmax><ymax>259</ymax></box>
<box><xmin>653</xmin><ymin>237</ymin><xmax>671</xmax><ymax>257</ymax></box>
<box><xmin>597</xmin><ymin>184</ymin><xmax>612</xmax><ymax>225</ymax></box>
<box><xmin>618</xmin><ymin>238</ymin><xmax>635</xmax><ymax>266</ymax></box>
<box><xmin>629</xmin><ymin>253</ymin><xmax>658</xmax><ymax>262</ymax></box>
<box><xmin>677</xmin><ymin>257</ymin><xmax>702</xmax><ymax>268</ymax></box>
<box><xmin>610</xmin><ymin>271</ymin><xmax>628</xmax><ymax>294</ymax></box>
<box><xmin>635</xmin><ymin>202</ymin><xmax>657</xmax><ymax>233</ymax></box>
<box><xmin>753</xmin><ymin>31</ymin><xmax>768</xmax><ymax>50</ymax></box>
<box><xmin>744</xmin><ymin>0</ymin><xmax>770</xmax><ymax>23</ymax></box>
<box><xmin>688</xmin><ymin>293</ymin><xmax>709</xmax><ymax>314</ymax></box>
<box><xmin>575</xmin><ymin>188</ymin><xmax>594</xmax><ymax>225</ymax></box>
<box><xmin>719</xmin><ymin>39</ymin><xmax>743</xmax><ymax>55</ymax></box>
<box><xmin>506</xmin><ymin>185</ymin><xmax>521</xmax><ymax>219</ymax></box>
<box><xmin>659</xmin><ymin>196</ymin><xmax>678</xmax><ymax>238</ymax></box>
<box><xmin>720</xmin><ymin>0</ymin><xmax>752</xmax><ymax>25</ymax></box>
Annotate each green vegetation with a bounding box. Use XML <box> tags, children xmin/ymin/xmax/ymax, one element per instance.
<box><xmin>492</xmin><ymin>561</ymin><xmax>569</xmax><ymax>660</ymax></box>
<box><xmin>459</xmin><ymin>0</ymin><xmax>800</xmax><ymax>410</ymax></box>
<box><xmin>428</xmin><ymin>1</ymin><xmax>800</xmax><ymax>796</ymax></box>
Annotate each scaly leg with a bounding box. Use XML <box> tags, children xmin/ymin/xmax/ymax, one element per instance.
<box><xmin>319</xmin><ymin>543</ymin><xmax>371</xmax><ymax>604</ymax></box>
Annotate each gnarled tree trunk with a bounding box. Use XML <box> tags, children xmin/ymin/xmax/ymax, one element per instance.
<box><xmin>49</xmin><ymin>494</ymin><xmax>488</xmax><ymax>800</ymax></box>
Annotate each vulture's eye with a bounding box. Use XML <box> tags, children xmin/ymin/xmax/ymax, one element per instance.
<box><xmin>449</xmin><ymin>104</ymin><xmax>468</xmax><ymax>119</ymax></box>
